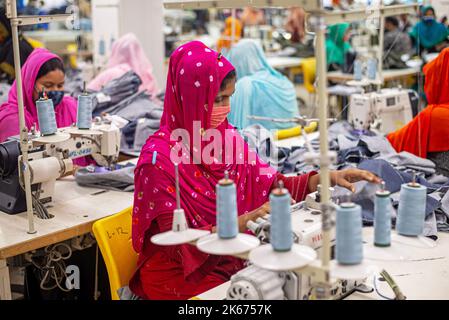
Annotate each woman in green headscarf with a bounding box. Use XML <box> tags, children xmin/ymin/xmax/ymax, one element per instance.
<box><xmin>326</xmin><ymin>23</ymin><xmax>352</xmax><ymax>71</ymax></box>
<box><xmin>410</xmin><ymin>6</ymin><xmax>449</xmax><ymax>53</ymax></box>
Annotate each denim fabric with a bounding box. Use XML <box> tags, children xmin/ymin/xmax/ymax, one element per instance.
<box><xmin>74</xmin><ymin>163</ymin><xmax>135</xmax><ymax>191</ymax></box>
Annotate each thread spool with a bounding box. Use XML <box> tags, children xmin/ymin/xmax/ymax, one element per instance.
<box><xmin>29</xmin><ymin>157</ymin><xmax>61</xmax><ymax>184</ymax></box>
<box><xmin>216</xmin><ymin>171</ymin><xmax>238</xmax><ymax>239</ymax></box>
<box><xmin>374</xmin><ymin>182</ymin><xmax>391</xmax><ymax>247</ymax></box>
<box><xmin>396</xmin><ymin>181</ymin><xmax>427</xmax><ymax>236</ymax></box>
<box><xmin>367</xmin><ymin>58</ymin><xmax>377</xmax><ymax>80</ymax></box>
<box><xmin>354</xmin><ymin>59</ymin><xmax>363</xmax><ymax>81</ymax></box>
<box><xmin>36</xmin><ymin>94</ymin><xmax>57</xmax><ymax>136</ymax></box>
<box><xmin>77</xmin><ymin>85</ymin><xmax>93</xmax><ymax>129</ymax></box>
<box><xmin>270</xmin><ymin>181</ymin><xmax>293</xmax><ymax>252</ymax></box>
<box><xmin>336</xmin><ymin>202</ymin><xmax>363</xmax><ymax>265</ymax></box>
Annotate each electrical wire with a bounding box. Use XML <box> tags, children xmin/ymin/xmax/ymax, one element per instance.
<box><xmin>28</xmin><ymin>243</ymin><xmax>73</xmax><ymax>292</ymax></box>
<box><xmin>373</xmin><ymin>274</ymin><xmax>394</xmax><ymax>300</ymax></box>
<box><xmin>19</xmin><ymin>172</ymin><xmax>52</xmax><ymax>219</ymax></box>
<box><xmin>373</xmin><ymin>270</ymin><xmax>406</xmax><ymax>300</ymax></box>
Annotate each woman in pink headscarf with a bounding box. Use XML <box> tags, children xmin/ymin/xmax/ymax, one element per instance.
<box><xmin>130</xmin><ymin>41</ymin><xmax>379</xmax><ymax>300</ymax></box>
<box><xmin>88</xmin><ymin>33</ymin><xmax>158</xmax><ymax>96</ymax></box>
<box><xmin>0</xmin><ymin>48</ymin><xmax>92</xmax><ymax>166</ymax></box>
<box><xmin>0</xmin><ymin>48</ymin><xmax>77</xmax><ymax>142</ymax></box>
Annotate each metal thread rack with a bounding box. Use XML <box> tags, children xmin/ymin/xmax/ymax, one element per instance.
<box><xmin>163</xmin><ymin>0</ymin><xmax>418</xmax><ymax>299</ymax></box>
<box><xmin>6</xmin><ymin>0</ymin><xmax>74</xmax><ymax>234</ymax></box>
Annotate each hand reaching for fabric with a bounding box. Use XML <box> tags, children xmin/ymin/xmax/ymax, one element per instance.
<box><xmin>308</xmin><ymin>169</ymin><xmax>381</xmax><ymax>193</ymax></box>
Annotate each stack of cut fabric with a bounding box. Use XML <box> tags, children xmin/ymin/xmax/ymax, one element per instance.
<box><xmin>86</xmin><ymin>70</ymin><xmax>164</xmax><ymax>156</ymax></box>
<box><xmin>241</xmin><ymin>121</ymin><xmax>449</xmax><ymax>236</ymax></box>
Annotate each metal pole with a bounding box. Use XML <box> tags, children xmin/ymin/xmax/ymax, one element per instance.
<box><xmin>377</xmin><ymin>11</ymin><xmax>385</xmax><ymax>91</ymax></box>
<box><xmin>9</xmin><ymin>0</ymin><xmax>36</xmax><ymax>234</ymax></box>
<box><xmin>231</xmin><ymin>8</ymin><xmax>236</xmax><ymax>45</ymax></box>
<box><xmin>315</xmin><ymin>14</ymin><xmax>331</xmax><ymax>276</ymax></box>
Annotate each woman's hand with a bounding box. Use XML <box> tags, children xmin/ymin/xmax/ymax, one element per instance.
<box><xmin>331</xmin><ymin>168</ymin><xmax>381</xmax><ymax>192</ymax></box>
<box><xmin>238</xmin><ymin>202</ymin><xmax>270</xmax><ymax>233</ymax></box>
<box><xmin>210</xmin><ymin>202</ymin><xmax>271</xmax><ymax>234</ymax></box>
<box><xmin>308</xmin><ymin>169</ymin><xmax>381</xmax><ymax>193</ymax></box>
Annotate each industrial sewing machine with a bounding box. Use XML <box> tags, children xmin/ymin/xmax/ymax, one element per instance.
<box><xmin>348</xmin><ymin>88</ymin><xmax>419</xmax><ymax>134</ymax></box>
<box><xmin>226</xmin><ymin>190</ymin><xmax>372</xmax><ymax>300</ymax></box>
<box><xmin>0</xmin><ymin>119</ymin><xmax>121</xmax><ymax>214</ymax></box>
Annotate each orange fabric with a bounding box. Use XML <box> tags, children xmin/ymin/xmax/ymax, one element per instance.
<box><xmin>423</xmin><ymin>48</ymin><xmax>449</xmax><ymax>105</ymax></box>
<box><xmin>387</xmin><ymin>48</ymin><xmax>449</xmax><ymax>158</ymax></box>
<box><xmin>217</xmin><ymin>17</ymin><xmax>242</xmax><ymax>53</ymax></box>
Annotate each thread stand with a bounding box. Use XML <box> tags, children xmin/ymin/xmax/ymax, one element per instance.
<box><xmin>32</xmin><ymin>131</ymin><xmax>71</xmax><ymax>144</ymax></box>
<box><xmin>328</xmin><ymin>260</ymin><xmax>376</xmax><ymax>280</ymax></box>
<box><xmin>197</xmin><ymin>171</ymin><xmax>260</xmax><ymax>256</ymax></box>
<box><xmin>249</xmin><ymin>244</ymin><xmax>317</xmax><ymax>271</ymax></box>
<box><xmin>197</xmin><ymin>233</ymin><xmax>260</xmax><ymax>256</ymax></box>
<box><xmin>249</xmin><ymin>181</ymin><xmax>317</xmax><ymax>271</ymax></box>
<box><xmin>151</xmin><ymin>163</ymin><xmax>210</xmax><ymax>246</ymax></box>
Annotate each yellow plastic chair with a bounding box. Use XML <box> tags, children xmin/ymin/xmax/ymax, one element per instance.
<box><xmin>92</xmin><ymin>207</ymin><xmax>138</xmax><ymax>300</ymax></box>
<box><xmin>300</xmin><ymin>57</ymin><xmax>316</xmax><ymax>94</ymax></box>
<box><xmin>66</xmin><ymin>43</ymin><xmax>78</xmax><ymax>69</ymax></box>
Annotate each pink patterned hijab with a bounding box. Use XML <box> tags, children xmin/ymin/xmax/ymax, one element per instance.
<box><xmin>0</xmin><ymin>48</ymin><xmax>77</xmax><ymax>142</ymax></box>
<box><xmin>132</xmin><ymin>41</ymin><xmax>276</xmax><ymax>253</ymax></box>
<box><xmin>88</xmin><ymin>33</ymin><xmax>158</xmax><ymax>96</ymax></box>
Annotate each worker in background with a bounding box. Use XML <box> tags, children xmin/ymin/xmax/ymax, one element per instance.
<box><xmin>387</xmin><ymin>48</ymin><xmax>449</xmax><ymax>177</ymax></box>
<box><xmin>129</xmin><ymin>41</ymin><xmax>380</xmax><ymax>300</ymax></box>
<box><xmin>193</xmin><ymin>10</ymin><xmax>210</xmax><ymax>35</ymax></box>
<box><xmin>88</xmin><ymin>33</ymin><xmax>159</xmax><ymax>97</ymax></box>
<box><xmin>441</xmin><ymin>16</ymin><xmax>448</xmax><ymax>29</ymax></box>
<box><xmin>0</xmin><ymin>8</ymin><xmax>37</xmax><ymax>83</ymax></box>
<box><xmin>410</xmin><ymin>6</ymin><xmax>449</xmax><ymax>54</ymax></box>
<box><xmin>240</xmin><ymin>7</ymin><xmax>265</xmax><ymax>27</ymax></box>
<box><xmin>399</xmin><ymin>13</ymin><xmax>414</xmax><ymax>33</ymax></box>
<box><xmin>284</xmin><ymin>7</ymin><xmax>306</xmax><ymax>44</ymax></box>
<box><xmin>326</xmin><ymin>23</ymin><xmax>352</xmax><ymax>71</ymax></box>
<box><xmin>383</xmin><ymin>16</ymin><xmax>412</xmax><ymax>69</ymax></box>
<box><xmin>0</xmin><ymin>48</ymin><xmax>93</xmax><ymax>166</ymax></box>
<box><xmin>226</xmin><ymin>39</ymin><xmax>299</xmax><ymax>130</ymax></box>
<box><xmin>217</xmin><ymin>17</ymin><xmax>242</xmax><ymax>54</ymax></box>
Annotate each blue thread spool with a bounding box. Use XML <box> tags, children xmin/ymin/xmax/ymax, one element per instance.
<box><xmin>270</xmin><ymin>181</ymin><xmax>293</xmax><ymax>252</ymax></box>
<box><xmin>36</xmin><ymin>95</ymin><xmax>57</xmax><ymax>136</ymax></box>
<box><xmin>152</xmin><ymin>151</ymin><xmax>158</xmax><ymax>165</ymax></box>
<box><xmin>99</xmin><ymin>37</ymin><xmax>105</xmax><ymax>56</ymax></box>
<box><xmin>396</xmin><ymin>181</ymin><xmax>427</xmax><ymax>236</ymax></box>
<box><xmin>77</xmin><ymin>93</ymin><xmax>93</xmax><ymax>129</ymax></box>
<box><xmin>336</xmin><ymin>202</ymin><xmax>363</xmax><ymax>265</ymax></box>
<box><xmin>216</xmin><ymin>171</ymin><xmax>238</xmax><ymax>239</ymax></box>
<box><xmin>374</xmin><ymin>182</ymin><xmax>391</xmax><ymax>247</ymax></box>
<box><xmin>367</xmin><ymin>58</ymin><xmax>377</xmax><ymax>80</ymax></box>
<box><xmin>354</xmin><ymin>59</ymin><xmax>363</xmax><ymax>81</ymax></box>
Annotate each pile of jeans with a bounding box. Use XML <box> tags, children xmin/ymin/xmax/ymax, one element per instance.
<box><xmin>241</xmin><ymin>121</ymin><xmax>449</xmax><ymax>235</ymax></box>
<box><xmin>85</xmin><ymin>71</ymin><xmax>164</xmax><ymax>156</ymax></box>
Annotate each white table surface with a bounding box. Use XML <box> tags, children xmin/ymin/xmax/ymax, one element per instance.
<box><xmin>327</xmin><ymin>67</ymin><xmax>420</xmax><ymax>83</ymax></box>
<box><xmin>196</xmin><ymin>228</ymin><xmax>449</xmax><ymax>300</ymax></box>
<box><xmin>0</xmin><ymin>159</ymin><xmax>137</xmax><ymax>259</ymax></box>
<box><xmin>267</xmin><ymin>56</ymin><xmax>303</xmax><ymax>70</ymax></box>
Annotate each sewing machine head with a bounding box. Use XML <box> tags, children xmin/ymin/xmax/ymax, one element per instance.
<box><xmin>348</xmin><ymin>88</ymin><xmax>418</xmax><ymax>134</ymax></box>
<box><xmin>231</xmin><ymin>198</ymin><xmax>367</xmax><ymax>301</ymax></box>
<box><xmin>0</xmin><ymin>120</ymin><xmax>121</xmax><ymax>214</ymax></box>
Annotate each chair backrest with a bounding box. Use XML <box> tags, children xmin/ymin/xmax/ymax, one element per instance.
<box><xmin>92</xmin><ymin>207</ymin><xmax>138</xmax><ymax>300</ymax></box>
<box><xmin>300</xmin><ymin>57</ymin><xmax>317</xmax><ymax>93</ymax></box>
